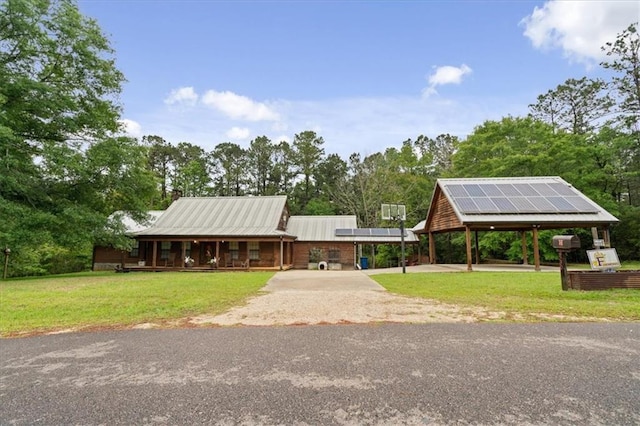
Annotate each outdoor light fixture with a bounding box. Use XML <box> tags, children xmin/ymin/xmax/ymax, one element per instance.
<box><xmin>3</xmin><ymin>247</ymin><xmax>10</xmax><ymax>280</ymax></box>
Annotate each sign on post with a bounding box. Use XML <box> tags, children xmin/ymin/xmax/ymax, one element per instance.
<box><xmin>587</xmin><ymin>248</ymin><xmax>621</xmax><ymax>271</ymax></box>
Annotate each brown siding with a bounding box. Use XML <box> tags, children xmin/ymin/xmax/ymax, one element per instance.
<box><xmin>428</xmin><ymin>193</ymin><xmax>462</xmax><ymax>232</ymax></box>
<box><xmin>293</xmin><ymin>242</ymin><xmax>355</xmax><ymax>269</ymax></box>
<box><xmin>568</xmin><ymin>271</ymin><xmax>640</xmax><ymax>290</ymax></box>
<box><xmin>93</xmin><ymin>246</ymin><xmax>139</xmax><ymax>270</ymax></box>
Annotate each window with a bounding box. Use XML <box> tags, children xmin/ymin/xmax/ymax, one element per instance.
<box><xmin>229</xmin><ymin>241</ymin><xmax>239</xmax><ymax>260</ymax></box>
<box><xmin>249</xmin><ymin>241</ymin><xmax>260</xmax><ymax>260</ymax></box>
<box><xmin>328</xmin><ymin>247</ymin><xmax>340</xmax><ymax>263</ymax></box>
<box><xmin>160</xmin><ymin>241</ymin><xmax>171</xmax><ymax>260</ymax></box>
<box><xmin>130</xmin><ymin>240</ymin><xmax>139</xmax><ymax>257</ymax></box>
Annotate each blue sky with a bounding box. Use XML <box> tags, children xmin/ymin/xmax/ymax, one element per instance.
<box><xmin>78</xmin><ymin>1</ymin><xmax>639</xmax><ymax>159</ymax></box>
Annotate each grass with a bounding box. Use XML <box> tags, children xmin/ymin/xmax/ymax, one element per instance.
<box><xmin>0</xmin><ymin>271</ymin><xmax>273</xmax><ymax>337</ymax></box>
<box><xmin>372</xmin><ymin>272</ymin><xmax>640</xmax><ymax>322</ymax></box>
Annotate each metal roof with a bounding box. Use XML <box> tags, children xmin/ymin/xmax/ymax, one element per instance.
<box><xmin>286</xmin><ymin>216</ymin><xmax>357</xmax><ymax>241</ymax></box>
<box><xmin>110</xmin><ymin>210</ymin><xmax>164</xmax><ymax>234</ymax></box>
<box><xmin>287</xmin><ymin>216</ymin><xmax>419</xmax><ymax>243</ymax></box>
<box><xmin>432</xmin><ymin>177</ymin><xmax>618</xmax><ymax>229</ymax></box>
<box><xmin>137</xmin><ymin>196</ymin><xmax>293</xmax><ymax>237</ymax></box>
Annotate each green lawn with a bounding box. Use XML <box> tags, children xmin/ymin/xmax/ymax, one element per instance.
<box><xmin>0</xmin><ymin>271</ymin><xmax>272</xmax><ymax>337</ymax></box>
<box><xmin>372</xmin><ymin>272</ymin><xmax>640</xmax><ymax>322</ymax></box>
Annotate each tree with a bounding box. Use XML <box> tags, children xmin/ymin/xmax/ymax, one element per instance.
<box><xmin>601</xmin><ymin>22</ymin><xmax>640</xmax><ymax>130</ymax></box>
<box><xmin>172</xmin><ymin>142</ymin><xmax>211</xmax><ymax>196</ymax></box>
<box><xmin>529</xmin><ymin>77</ymin><xmax>613</xmax><ymax>134</ymax></box>
<box><xmin>291</xmin><ymin>131</ymin><xmax>325</xmax><ymax>212</ymax></box>
<box><xmin>247</xmin><ymin>136</ymin><xmax>276</xmax><ymax>196</ymax></box>
<box><xmin>0</xmin><ymin>0</ymin><xmax>157</xmax><ymax>276</ymax></box>
<box><xmin>143</xmin><ymin>135</ymin><xmax>177</xmax><ymax>204</ymax></box>
<box><xmin>210</xmin><ymin>143</ymin><xmax>247</xmax><ymax>196</ymax></box>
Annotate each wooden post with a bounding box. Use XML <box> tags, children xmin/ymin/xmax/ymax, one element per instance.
<box><xmin>152</xmin><ymin>241</ymin><xmax>157</xmax><ymax>268</ymax></box>
<box><xmin>558</xmin><ymin>250</ymin><xmax>569</xmax><ymax>291</ymax></box>
<box><xmin>215</xmin><ymin>240</ymin><xmax>220</xmax><ymax>262</ymax></box>
<box><xmin>465</xmin><ymin>226</ymin><xmax>473</xmax><ymax>271</ymax></box>
<box><xmin>181</xmin><ymin>242</ymin><xmax>186</xmax><ymax>268</ymax></box>
<box><xmin>474</xmin><ymin>231</ymin><xmax>480</xmax><ymax>265</ymax></box>
<box><xmin>532</xmin><ymin>227</ymin><xmax>541</xmax><ymax>271</ymax></box>
<box><xmin>521</xmin><ymin>231</ymin><xmax>528</xmax><ymax>265</ymax></box>
<box><xmin>429</xmin><ymin>232</ymin><xmax>436</xmax><ymax>264</ymax></box>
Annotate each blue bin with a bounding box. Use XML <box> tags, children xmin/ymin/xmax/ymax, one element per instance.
<box><xmin>360</xmin><ymin>257</ymin><xmax>368</xmax><ymax>270</ymax></box>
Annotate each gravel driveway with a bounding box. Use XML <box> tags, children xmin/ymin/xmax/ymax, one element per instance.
<box><xmin>190</xmin><ymin>270</ymin><xmax>502</xmax><ymax>326</ymax></box>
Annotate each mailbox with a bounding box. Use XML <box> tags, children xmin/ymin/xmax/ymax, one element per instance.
<box><xmin>552</xmin><ymin>235</ymin><xmax>581</xmax><ymax>250</ymax></box>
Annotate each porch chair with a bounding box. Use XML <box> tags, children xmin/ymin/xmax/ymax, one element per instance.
<box><xmin>240</xmin><ymin>259</ymin><xmax>250</xmax><ymax>269</ymax></box>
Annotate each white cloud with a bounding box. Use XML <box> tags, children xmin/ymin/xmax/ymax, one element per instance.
<box><xmin>226</xmin><ymin>126</ymin><xmax>251</xmax><ymax>140</ymax></box>
<box><xmin>164</xmin><ymin>86</ymin><xmax>199</xmax><ymax>105</ymax></box>
<box><xmin>520</xmin><ymin>1</ymin><xmax>639</xmax><ymax>65</ymax></box>
<box><xmin>201</xmin><ymin>90</ymin><xmax>280</xmax><ymax>121</ymax></box>
<box><xmin>423</xmin><ymin>64</ymin><xmax>472</xmax><ymax>97</ymax></box>
<box><xmin>118</xmin><ymin>118</ymin><xmax>142</xmax><ymax>137</ymax></box>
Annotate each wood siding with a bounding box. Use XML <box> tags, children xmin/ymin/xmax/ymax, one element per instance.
<box><xmin>427</xmin><ymin>192</ymin><xmax>463</xmax><ymax>233</ymax></box>
<box><xmin>568</xmin><ymin>271</ymin><xmax>640</xmax><ymax>290</ymax></box>
<box><xmin>293</xmin><ymin>242</ymin><xmax>355</xmax><ymax>269</ymax></box>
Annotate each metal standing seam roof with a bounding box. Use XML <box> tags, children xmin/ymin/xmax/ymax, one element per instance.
<box><xmin>286</xmin><ymin>216</ymin><xmax>419</xmax><ymax>243</ymax></box>
<box><xmin>136</xmin><ymin>196</ymin><xmax>294</xmax><ymax>237</ymax></box>
<box><xmin>435</xmin><ymin>176</ymin><xmax>619</xmax><ymax>227</ymax></box>
<box><xmin>110</xmin><ymin>210</ymin><xmax>164</xmax><ymax>234</ymax></box>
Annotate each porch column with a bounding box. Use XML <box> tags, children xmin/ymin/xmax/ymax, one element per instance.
<box><xmin>152</xmin><ymin>241</ymin><xmax>157</xmax><ymax>268</ymax></box>
<box><xmin>429</xmin><ymin>232</ymin><xmax>436</xmax><ymax>264</ymax></box>
<box><xmin>215</xmin><ymin>241</ymin><xmax>220</xmax><ymax>261</ymax></box>
<box><xmin>521</xmin><ymin>231</ymin><xmax>528</xmax><ymax>265</ymax></box>
<box><xmin>181</xmin><ymin>242</ymin><xmax>186</xmax><ymax>268</ymax></box>
<box><xmin>532</xmin><ymin>226</ymin><xmax>541</xmax><ymax>271</ymax></box>
<box><xmin>279</xmin><ymin>237</ymin><xmax>283</xmax><ymax>270</ymax></box>
<box><xmin>474</xmin><ymin>231</ymin><xmax>480</xmax><ymax>265</ymax></box>
<box><xmin>465</xmin><ymin>226</ymin><xmax>473</xmax><ymax>272</ymax></box>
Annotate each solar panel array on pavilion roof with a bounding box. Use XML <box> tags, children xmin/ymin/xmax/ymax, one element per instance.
<box><xmin>335</xmin><ymin>228</ymin><xmax>406</xmax><ymax>237</ymax></box>
<box><xmin>442</xmin><ymin>181</ymin><xmax>599</xmax><ymax>215</ymax></box>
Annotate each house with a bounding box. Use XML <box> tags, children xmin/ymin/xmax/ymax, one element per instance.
<box><xmin>92</xmin><ymin>196</ymin><xmax>418</xmax><ymax>271</ymax></box>
<box><xmin>414</xmin><ymin>176</ymin><xmax>619</xmax><ymax>271</ymax></box>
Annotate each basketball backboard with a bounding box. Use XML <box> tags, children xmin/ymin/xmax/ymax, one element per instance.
<box><xmin>381</xmin><ymin>204</ymin><xmax>406</xmax><ymax>221</ymax></box>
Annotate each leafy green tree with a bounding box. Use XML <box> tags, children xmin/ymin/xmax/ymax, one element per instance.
<box><xmin>143</xmin><ymin>135</ymin><xmax>177</xmax><ymax>204</ymax></box>
<box><xmin>291</xmin><ymin>131</ymin><xmax>325</xmax><ymax>211</ymax></box>
<box><xmin>210</xmin><ymin>142</ymin><xmax>247</xmax><ymax>196</ymax></box>
<box><xmin>529</xmin><ymin>77</ymin><xmax>613</xmax><ymax>134</ymax></box>
<box><xmin>172</xmin><ymin>142</ymin><xmax>211</xmax><ymax>196</ymax></box>
<box><xmin>601</xmin><ymin>22</ymin><xmax>640</xmax><ymax>130</ymax></box>
<box><xmin>247</xmin><ymin>136</ymin><xmax>276</xmax><ymax>196</ymax></box>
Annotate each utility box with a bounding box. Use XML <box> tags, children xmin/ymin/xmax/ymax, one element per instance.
<box><xmin>552</xmin><ymin>235</ymin><xmax>581</xmax><ymax>250</ymax></box>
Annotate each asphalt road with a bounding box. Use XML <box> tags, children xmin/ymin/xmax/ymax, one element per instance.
<box><xmin>2</xmin><ymin>323</ymin><xmax>639</xmax><ymax>425</ymax></box>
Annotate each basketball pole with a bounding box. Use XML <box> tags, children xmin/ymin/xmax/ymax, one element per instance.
<box><xmin>400</xmin><ymin>218</ymin><xmax>406</xmax><ymax>274</ymax></box>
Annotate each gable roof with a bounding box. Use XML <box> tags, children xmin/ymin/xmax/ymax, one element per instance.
<box><xmin>422</xmin><ymin>176</ymin><xmax>619</xmax><ymax>233</ymax></box>
<box><xmin>287</xmin><ymin>216</ymin><xmax>419</xmax><ymax>243</ymax></box>
<box><xmin>137</xmin><ymin>196</ymin><xmax>293</xmax><ymax>238</ymax></box>
<box><xmin>109</xmin><ymin>210</ymin><xmax>164</xmax><ymax>234</ymax></box>
<box><xmin>286</xmin><ymin>215</ymin><xmax>358</xmax><ymax>241</ymax></box>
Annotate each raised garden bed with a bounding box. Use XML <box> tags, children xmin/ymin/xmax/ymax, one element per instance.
<box><xmin>567</xmin><ymin>270</ymin><xmax>640</xmax><ymax>290</ymax></box>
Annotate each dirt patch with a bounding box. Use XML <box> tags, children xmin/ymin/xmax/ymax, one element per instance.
<box><xmin>189</xmin><ymin>290</ymin><xmax>505</xmax><ymax>326</ymax></box>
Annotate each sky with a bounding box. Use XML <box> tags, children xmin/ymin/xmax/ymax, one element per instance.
<box><xmin>78</xmin><ymin>0</ymin><xmax>639</xmax><ymax>159</ymax></box>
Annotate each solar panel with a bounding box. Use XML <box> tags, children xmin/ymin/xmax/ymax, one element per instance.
<box><xmin>496</xmin><ymin>184</ymin><xmax>521</xmax><ymax>197</ymax></box>
<box><xmin>454</xmin><ymin>197</ymin><xmax>480</xmax><ymax>213</ymax></box>
<box><xmin>565</xmin><ymin>197</ymin><xmax>598</xmax><ymax>212</ymax></box>
<box><xmin>547</xmin><ymin>197</ymin><xmax>577</xmax><ymax>212</ymax></box>
<box><xmin>463</xmin><ymin>184</ymin><xmax>486</xmax><ymax>197</ymax></box>
<box><xmin>388</xmin><ymin>229</ymin><xmax>403</xmax><ymax>236</ymax></box>
<box><xmin>446</xmin><ymin>184</ymin><xmax>468</xmax><ymax>197</ymax></box>
<box><xmin>532</xmin><ymin>183</ymin><xmax>559</xmax><ymax>196</ymax></box>
<box><xmin>491</xmin><ymin>197</ymin><xmax>518</xmax><ymax>212</ymax></box>
<box><xmin>547</xmin><ymin>182</ymin><xmax>576</xmax><ymax>196</ymax></box>
<box><xmin>473</xmin><ymin>197</ymin><xmax>500</xmax><ymax>212</ymax></box>
<box><xmin>532</xmin><ymin>197</ymin><xmax>557</xmax><ymax>212</ymax></box>
<box><xmin>335</xmin><ymin>228</ymin><xmax>354</xmax><ymax>236</ymax></box>
<box><xmin>353</xmin><ymin>229</ymin><xmax>370</xmax><ymax>236</ymax></box>
<box><xmin>513</xmin><ymin>183</ymin><xmax>540</xmax><ymax>196</ymax></box>
<box><xmin>479</xmin><ymin>184</ymin><xmax>503</xmax><ymax>197</ymax></box>
<box><xmin>510</xmin><ymin>197</ymin><xmax>538</xmax><ymax>212</ymax></box>
<box><xmin>370</xmin><ymin>228</ymin><xmax>391</xmax><ymax>236</ymax></box>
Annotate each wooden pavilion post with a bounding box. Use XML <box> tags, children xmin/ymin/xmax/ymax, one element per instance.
<box><xmin>474</xmin><ymin>231</ymin><xmax>480</xmax><ymax>265</ymax></box>
<box><xmin>428</xmin><ymin>232</ymin><xmax>436</xmax><ymax>264</ymax></box>
<box><xmin>465</xmin><ymin>226</ymin><xmax>473</xmax><ymax>271</ymax></box>
<box><xmin>521</xmin><ymin>231</ymin><xmax>528</xmax><ymax>265</ymax></box>
<box><xmin>152</xmin><ymin>241</ymin><xmax>157</xmax><ymax>268</ymax></box>
<box><xmin>532</xmin><ymin>226</ymin><xmax>541</xmax><ymax>271</ymax></box>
